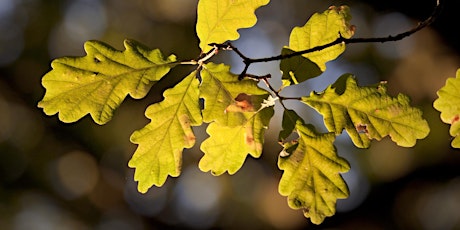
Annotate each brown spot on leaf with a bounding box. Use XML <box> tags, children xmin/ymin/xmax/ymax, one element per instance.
<box><xmin>235</xmin><ymin>93</ymin><xmax>253</xmax><ymax>110</ymax></box>
<box><xmin>245</xmin><ymin>126</ymin><xmax>262</xmax><ymax>152</ymax></box>
<box><xmin>179</xmin><ymin>115</ymin><xmax>196</xmax><ymax>146</ymax></box>
<box><xmin>246</xmin><ymin>134</ymin><xmax>254</xmax><ymax>145</ymax></box>
<box><xmin>452</xmin><ymin>115</ymin><xmax>459</xmax><ymax>125</ymax></box>
<box><xmin>356</xmin><ymin>124</ymin><xmax>368</xmax><ymax>134</ymax></box>
<box><xmin>225</xmin><ymin>93</ymin><xmax>255</xmax><ymax>112</ymax></box>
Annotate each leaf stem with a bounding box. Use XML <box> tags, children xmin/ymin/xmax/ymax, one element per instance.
<box><xmin>179</xmin><ymin>44</ymin><xmax>220</xmax><ymax>66</ymax></box>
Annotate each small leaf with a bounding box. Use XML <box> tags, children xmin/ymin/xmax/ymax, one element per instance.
<box><xmin>278</xmin><ymin>114</ymin><xmax>350</xmax><ymax>225</ymax></box>
<box><xmin>196</xmin><ymin>0</ymin><xmax>270</xmax><ymax>53</ymax></box>
<box><xmin>129</xmin><ymin>71</ymin><xmax>202</xmax><ymax>193</ymax></box>
<box><xmin>38</xmin><ymin>39</ymin><xmax>176</xmax><ymax>125</ymax></box>
<box><xmin>200</xmin><ymin>62</ymin><xmax>270</xmax><ymax>126</ymax></box>
<box><xmin>199</xmin><ymin>106</ymin><xmax>274</xmax><ymax>175</ymax></box>
<box><xmin>303</xmin><ymin>74</ymin><xmax>430</xmax><ymax>148</ymax></box>
<box><xmin>278</xmin><ymin>109</ymin><xmax>302</xmax><ymax>142</ymax></box>
<box><xmin>279</xmin><ymin>48</ymin><xmax>323</xmax><ymax>86</ymax></box>
<box><xmin>433</xmin><ymin>68</ymin><xmax>460</xmax><ymax>148</ymax></box>
<box><xmin>286</xmin><ymin>5</ymin><xmax>354</xmax><ymax>71</ymax></box>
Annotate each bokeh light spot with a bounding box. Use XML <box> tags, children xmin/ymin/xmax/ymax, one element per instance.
<box><xmin>146</xmin><ymin>0</ymin><xmax>197</xmax><ymax>22</ymax></box>
<box><xmin>372</xmin><ymin>12</ymin><xmax>414</xmax><ymax>59</ymax></box>
<box><xmin>173</xmin><ymin>166</ymin><xmax>223</xmax><ymax>228</ymax></box>
<box><xmin>63</xmin><ymin>0</ymin><xmax>107</xmax><ymax>42</ymax></box>
<box><xmin>367</xmin><ymin>139</ymin><xmax>414</xmax><ymax>182</ymax></box>
<box><xmin>255</xmin><ymin>178</ymin><xmax>307</xmax><ymax>229</ymax></box>
<box><xmin>52</xmin><ymin>151</ymin><xmax>99</xmax><ymax>199</ymax></box>
<box><xmin>48</xmin><ymin>0</ymin><xmax>107</xmax><ymax>57</ymax></box>
<box><xmin>124</xmin><ymin>176</ymin><xmax>169</xmax><ymax>217</ymax></box>
<box><xmin>0</xmin><ymin>0</ymin><xmax>24</xmax><ymax>66</ymax></box>
<box><xmin>14</xmin><ymin>192</ymin><xmax>87</xmax><ymax>230</ymax></box>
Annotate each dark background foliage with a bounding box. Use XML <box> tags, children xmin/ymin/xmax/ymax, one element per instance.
<box><xmin>0</xmin><ymin>0</ymin><xmax>459</xmax><ymax>229</ymax></box>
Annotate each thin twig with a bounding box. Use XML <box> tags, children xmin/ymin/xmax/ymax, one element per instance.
<box><xmin>213</xmin><ymin>0</ymin><xmax>443</xmax><ymax>79</ymax></box>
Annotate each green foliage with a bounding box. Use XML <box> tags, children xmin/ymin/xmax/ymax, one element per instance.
<box><xmin>196</xmin><ymin>0</ymin><xmax>269</xmax><ymax>52</ymax></box>
<box><xmin>199</xmin><ymin>63</ymin><xmax>274</xmax><ymax>175</ymax></box>
<box><xmin>37</xmin><ymin>0</ymin><xmax>442</xmax><ymax>225</ymax></box>
<box><xmin>200</xmin><ymin>63</ymin><xmax>270</xmax><ymax>125</ymax></box>
<box><xmin>38</xmin><ymin>40</ymin><xmax>176</xmax><ymax>125</ymax></box>
<box><xmin>129</xmin><ymin>71</ymin><xmax>202</xmax><ymax>192</ymax></box>
<box><xmin>282</xmin><ymin>5</ymin><xmax>354</xmax><ymax>73</ymax></box>
<box><xmin>278</xmin><ymin>110</ymin><xmax>350</xmax><ymax>225</ymax></box>
<box><xmin>434</xmin><ymin>68</ymin><xmax>460</xmax><ymax>148</ymax></box>
<box><xmin>303</xmin><ymin>74</ymin><xmax>430</xmax><ymax>148</ymax></box>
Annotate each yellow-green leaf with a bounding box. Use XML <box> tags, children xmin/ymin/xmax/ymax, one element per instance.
<box><xmin>199</xmin><ymin>106</ymin><xmax>273</xmax><ymax>175</ymax></box>
<box><xmin>286</xmin><ymin>5</ymin><xmax>354</xmax><ymax>72</ymax></box>
<box><xmin>129</xmin><ymin>71</ymin><xmax>202</xmax><ymax>193</ymax></box>
<box><xmin>196</xmin><ymin>0</ymin><xmax>270</xmax><ymax>53</ymax></box>
<box><xmin>200</xmin><ymin>62</ymin><xmax>269</xmax><ymax>126</ymax></box>
<box><xmin>198</xmin><ymin>62</ymin><xmax>274</xmax><ymax>175</ymax></box>
<box><xmin>38</xmin><ymin>39</ymin><xmax>176</xmax><ymax>125</ymax></box>
<box><xmin>433</xmin><ymin>68</ymin><xmax>460</xmax><ymax>148</ymax></box>
<box><xmin>303</xmin><ymin>74</ymin><xmax>430</xmax><ymax>148</ymax></box>
<box><xmin>278</xmin><ymin>112</ymin><xmax>350</xmax><ymax>225</ymax></box>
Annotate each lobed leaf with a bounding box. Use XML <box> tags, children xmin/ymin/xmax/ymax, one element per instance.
<box><xmin>283</xmin><ymin>5</ymin><xmax>354</xmax><ymax>73</ymax></box>
<box><xmin>129</xmin><ymin>71</ymin><xmax>202</xmax><ymax>193</ymax></box>
<box><xmin>278</xmin><ymin>110</ymin><xmax>350</xmax><ymax>225</ymax></box>
<box><xmin>200</xmin><ymin>62</ymin><xmax>270</xmax><ymax>126</ymax></box>
<box><xmin>303</xmin><ymin>74</ymin><xmax>430</xmax><ymax>148</ymax></box>
<box><xmin>199</xmin><ymin>107</ymin><xmax>274</xmax><ymax>175</ymax></box>
<box><xmin>433</xmin><ymin>69</ymin><xmax>460</xmax><ymax>148</ymax></box>
<box><xmin>196</xmin><ymin>0</ymin><xmax>270</xmax><ymax>53</ymax></box>
<box><xmin>38</xmin><ymin>39</ymin><xmax>176</xmax><ymax>125</ymax></box>
<box><xmin>198</xmin><ymin>62</ymin><xmax>274</xmax><ymax>175</ymax></box>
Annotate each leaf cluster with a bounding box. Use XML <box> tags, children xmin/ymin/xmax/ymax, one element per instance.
<box><xmin>38</xmin><ymin>0</ymin><xmax>451</xmax><ymax>225</ymax></box>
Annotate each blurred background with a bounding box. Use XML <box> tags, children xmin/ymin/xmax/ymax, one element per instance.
<box><xmin>1</xmin><ymin>0</ymin><xmax>460</xmax><ymax>229</ymax></box>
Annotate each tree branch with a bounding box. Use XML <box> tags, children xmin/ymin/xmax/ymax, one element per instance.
<box><xmin>212</xmin><ymin>0</ymin><xmax>443</xmax><ymax>80</ymax></box>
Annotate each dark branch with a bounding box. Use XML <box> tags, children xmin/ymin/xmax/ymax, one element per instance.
<box><xmin>212</xmin><ymin>0</ymin><xmax>443</xmax><ymax>79</ymax></box>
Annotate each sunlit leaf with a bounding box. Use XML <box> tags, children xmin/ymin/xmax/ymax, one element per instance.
<box><xmin>38</xmin><ymin>39</ymin><xmax>177</xmax><ymax>125</ymax></box>
<box><xmin>286</xmin><ymin>5</ymin><xmax>354</xmax><ymax>72</ymax></box>
<box><xmin>303</xmin><ymin>74</ymin><xmax>430</xmax><ymax>148</ymax></box>
<box><xmin>196</xmin><ymin>0</ymin><xmax>270</xmax><ymax>53</ymax></box>
<box><xmin>198</xmin><ymin>62</ymin><xmax>274</xmax><ymax>175</ymax></box>
<box><xmin>129</xmin><ymin>71</ymin><xmax>202</xmax><ymax>193</ymax></box>
<box><xmin>278</xmin><ymin>110</ymin><xmax>350</xmax><ymax>225</ymax></box>
<box><xmin>433</xmin><ymin>69</ymin><xmax>460</xmax><ymax>148</ymax></box>
<box><xmin>199</xmin><ymin>106</ymin><xmax>274</xmax><ymax>175</ymax></box>
<box><xmin>200</xmin><ymin>62</ymin><xmax>270</xmax><ymax>126</ymax></box>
